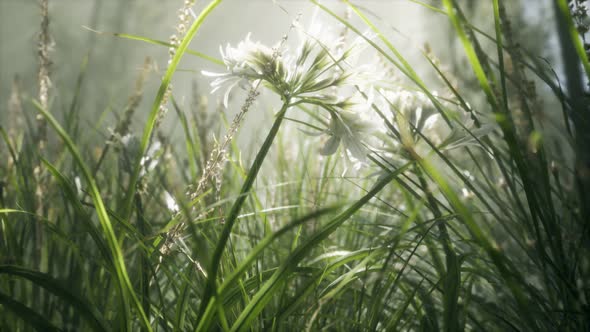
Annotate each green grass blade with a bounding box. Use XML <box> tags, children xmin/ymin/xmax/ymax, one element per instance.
<box><xmin>555</xmin><ymin>0</ymin><xmax>590</xmax><ymax>78</ymax></box>
<box><xmin>174</xmin><ymin>270</ymin><xmax>193</xmax><ymax>332</ymax></box>
<box><xmin>218</xmin><ymin>207</ymin><xmax>337</xmax><ymax>296</ymax></box>
<box><xmin>171</xmin><ymin>96</ymin><xmax>199</xmax><ymax>179</ymax></box>
<box><xmin>41</xmin><ymin>158</ymin><xmax>112</xmax><ymax>265</ymax></box>
<box><xmin>441</xmin><ymin>0</ymin><xmax>498</xmax><ymax>109</ymax></box>
<box><xmin>0</xmin><ymin>265</ymin><xmax>109</xmax><ymax>331</ymax></box>
<box><xmin>415</xmin><ymin>153</ymin><xmax>538</xmax><ymax>330</ymax></box>
<box><xmin>113</xmin><ymin>32</ymin><xmax>223</xmax><ymax>66</ymax></box>
<box><xmin>229</xmin><ymin>162</ymin><xmax>411</xmax><ymax>331</ymax></box>
<box><xmin>34</xmin><ymin>101</ymin><xmax>151</xmax><ymax>332</ymax></box>
<box><xmin>0</xmin><ymin>290</ymin><xmax>62</xmax><ymax>332</ymax></box>
<box><xmin>82</xmin><ymin>26</ymin><xmax>223</xmax><ymax>66</ymax></box>
<box><xmin>197</xmin><ymin>100</ymin><xmax>291</xmax><ymax>322</ymax></box>
<box><xmin>492</xmin><ymin>0</ymin><xmax>509</xmax><ymax>114</ymax></box>
<box><xmin>194</xmin><ymin>208</ymin><xmax>341</xmax><ymax>327</ymax></box>
<box><xmin>122</xmin><ymin>0</ymin><xmax>222</xmax><ymax>219</ymax></box>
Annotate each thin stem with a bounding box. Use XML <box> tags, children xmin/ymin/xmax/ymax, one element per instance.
<box><xmin>197</xmin><ymin>99</ymin><xmax>291</xmax><ymax>321</ymax></box>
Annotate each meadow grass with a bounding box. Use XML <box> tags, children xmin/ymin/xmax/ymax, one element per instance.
<box><xmin>1</xmin><ymin>0</ymin><xmax>589</xmax><ymax>331</ymax></box>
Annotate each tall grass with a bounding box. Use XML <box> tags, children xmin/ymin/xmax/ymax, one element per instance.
<box><xmin>1</xmin><ymin>0</ymin><xmax>589</xmax><ymax>331</ymax></box>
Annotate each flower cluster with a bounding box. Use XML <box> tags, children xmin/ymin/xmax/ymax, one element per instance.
<box><xmin>379</xmin><ymin>89</ymin><xmax>447</xmax><ymax>147</ymax></box>
<box><xmin>203</xmin><ymin>28</ymin><xmax>371</xmax><ymax>156</ymax></box>
<box><xmin>202</xmin><ymin>20</ymin><xmax>493</xmax><ymax>168</ymax></box>
<box><xmin>376</xmin><ymin>87</ymin><xmax>494</xmax><ymax>158</ymax></box>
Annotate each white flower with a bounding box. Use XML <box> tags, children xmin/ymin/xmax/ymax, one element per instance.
<box><xmin>202</xmin><ymin>33</ymin><xmax>279</xmax><ymax>107</ymax></box>
<box><xmin>295</xmin><ymin>90</ymin><xmax>385</xmax><ymax>167</ymax></box>
<box><xmin>377</xmin><ymin>87</ymin><xmax>494</xmax><ymax>155</ymax></box>
<box><xmin>202</xmin><ymin>24</ymin><xmax>363</xmax><ymax>107</ymax></box>
<box><xmin>380</xmin><ymin>88</ymin><xmax>447</xmax><ymax>145</ymax></box>
<box><xmin>201</xmin><ymin>21</ymin><xmax>381</xmax><ymax>168</ymax></box>
<box><xmin>318</xmin><ymin>91</ymin><xmax>385</xmax><ymax>162</ymax></box>
<box><xmin>220</xmin><ymin>33</ymin><xmax>276</xmax><ymax>78</ymax></box>
<box><xmin>296</xmin><ymin>7</ymin><xmax>370</xmax><ymax>68</ymax></box>
<box><xmin>320</xmin><ymin>109</ymin><xmax>369</xmax><ymax>160</ymax></box>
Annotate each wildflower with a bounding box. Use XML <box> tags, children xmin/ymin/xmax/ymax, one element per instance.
<box><xmin>202</xmin><ymin>33</ymin><xmax>282</xmax><ymax>107</ymax></box>
<box><xmin>202</xmin><ymin>24</ymin><xmax>367</xmax><ymax>164</ymax></box>
<box><xmin>320</xmin><ymin>89</ymin><xmax>385</xmax><ymax>159</ymax></box>
<box><xmin>203</xmin><ymin>27</ymin><xmax>359</xmax><ymax>106</ymax></box>
<box><xmin>377</xmin><ymin>88</ymin><xmax>494</xmax><ymax>156</ymax></box>
<box><xmin>379</xmin><ymin>88</ymin><xmax>446</xmax><ymax>147</ymax></box>
<box><xmin>220</xmin><ymin>34</ymin><xmax>277</xmax><ymax>78</ymax></box>
<box><xmin>321</xmin><ymin>108</ymin><xmax>370</xmax><ymax>161</ymax></box>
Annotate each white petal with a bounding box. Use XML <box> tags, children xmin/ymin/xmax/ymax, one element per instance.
<box><xmin>201</xmin><ymin>70</ymin><xmax>228</xmax><ymax>77</ymax></box>
<box><xmin>298</xmin><ymin>128</ymin><xmax>324</xmax><ymax>137</ymax></box>
<box><xmin>223</xmin><ymin>79</ymin><xmax>242</xmax><ymax>108</ymax></box>
<box><xmin>423</xmin><ymin>114</ymin><xmax>440</xmax><ymax>131</ymax></box>
<box><xmin>344</xmin><ymin>136</ymin><xmax>367</xmax><ymax>161</ymax></box>
<box><xmin>320</xmin><ymin>136</ymin><xmax>340</xmax><ymax>155</ymax></box>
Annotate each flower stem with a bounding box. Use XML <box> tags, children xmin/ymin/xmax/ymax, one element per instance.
<box><xmin>198</xmin><ymin>98</ymin><xmax>291</xmax><ymax>321</ymax></box>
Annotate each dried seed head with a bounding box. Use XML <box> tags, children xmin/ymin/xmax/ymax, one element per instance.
<box><xmin>37</xmin><ymin>0</ymin><xmax>53</xmax><ymax>150</ymax></box>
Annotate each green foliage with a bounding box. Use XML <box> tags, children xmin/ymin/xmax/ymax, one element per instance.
<box><xmin>1</xmin><ymin>0</ymin><xmax>589</xmax><ymax>331</ymax></box>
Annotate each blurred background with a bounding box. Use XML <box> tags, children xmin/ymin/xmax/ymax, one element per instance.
<box><xmin>0</xmin><ymin>0</ymin><xmax>555</xmax><ymax>147</ymax></box>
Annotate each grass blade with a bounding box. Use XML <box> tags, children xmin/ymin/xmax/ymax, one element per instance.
<box><xmin>122</xmin><ymin>0</ymin><xmax>222</xmax><ymax>219</ymax></box>
<box><xmin>0</xmin><ymin>265</ymin><xmax>109</xmax><ymax>331</ymax></box>
<box><xmin>34</xmin><ymin>101</ymin><xmax>151</xmax><ymax>331</ymax></box>
<box><xmin>0</xmin><ymin>290</ymin><xmax>62</xmax><ymax>332</ymax></box>
<box><xmin>228</xmin><ymin>162</ymin><xmax>411</xmax><ymax>331</ymax></box>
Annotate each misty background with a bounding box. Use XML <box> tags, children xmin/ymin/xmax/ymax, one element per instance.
<box><xmin>0</xmin><ymin>0</ymin><xmax>556</xmax><ymax>150</ymax></box>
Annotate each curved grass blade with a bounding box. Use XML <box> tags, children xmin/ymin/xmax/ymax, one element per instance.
<box><xmin>41</xmin><ymin>158</ymin><xmax>112</xmax><ymax>266</ymax></box>
<box><xmin>218</xmin><ymin>207</ymin><xmax>337</xmax><ymax>297</ymax></box>
<box><xmin>0</xmin><ymin>265</ymin><xmax>109</xmax><ymax>331</ymax></box>
<box><xmin>33</xmin><ymin>101</ymin><xmax>151</xmax><ymax>332</ymax></box>
<box><xmin>228</xmin><ymin>162</ymin><xmax>411</xmax><ymax>331</ymax></box>
<box><xmin>384</xmin><ymin>279</ymin><xmax>424</xmax><ymax>330</ymax></box>
<box><xmin>441</xmin><ymin>0</ymin><xmax>498</xmax><ymax>109</ymax></box>
<box><xmin>173</xmin><ymin>269</ymin><xmax>193</xmax><ymax>332</ymax></box>
<box><xmin>414</xmin><ymin>153</ymin><xmax>538</xmax><ymax>330</ymax></box>
<box><xmin>0</xmin><ymin>290</ymin><xmax>62</xmax><ymax>332</ymax></box>
<box><xmin>171</xmin><ymin>96</ymin><xmax>199</xmax><ymax>179</ymax></box>
<box><xmin>81</xmin><ymin>26</ymin><xmax>223</xmax><ymax>66</ymax></box>
<box><xmin>180</xmin><ymin>205</ymin><xmax>321</xmax><ymax>327</ymax></box>
<box><xmin>197</xmin><ymin>101</ymin><xmax>291</xmax><ymax>322</ymax></box>
<box><xmin>113</xmin><ymin>32</ymin><xmax>223</xmax><ymax>66</ymax></box>
<box><xmin>122</xmin><ymin>0</ymin><xmax>223</xmax><ymax>219</ymax></box>
<box><xmin>554</xmin><ymin>0</ymin><xmax>590</xmax><ymax>78</ymax></box>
